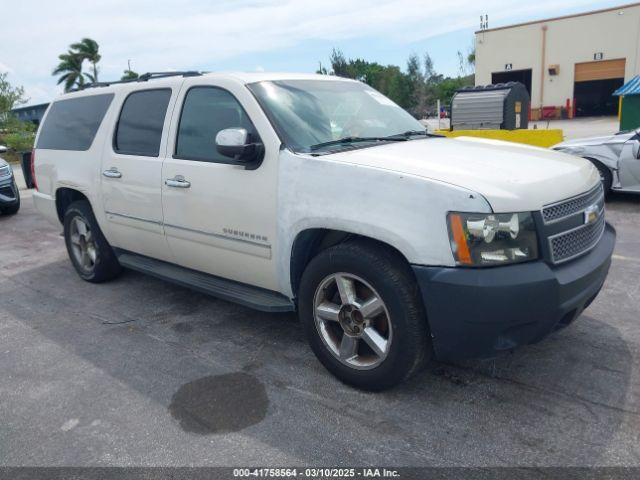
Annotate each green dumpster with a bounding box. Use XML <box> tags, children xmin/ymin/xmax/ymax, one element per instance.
<box><xmin>614</xmin><ymin>75</ymin><xmax>640</xmax><ymax>131</ymax></box>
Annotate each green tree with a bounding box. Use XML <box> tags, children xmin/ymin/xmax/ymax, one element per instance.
<box><xmin>329</xmin><ymin>48</ymin><xmax>350</xmax><ymax>78</ymax></box>
<box><xmin>121</xmin><ymin>69</ymin><xmax>139</xmax><ymax>81</ymax></box>
<box><xmin>70</xmin><ymin>38</ymin><xmax>101</xmax><ymax>82</ymax></box>
<box><xmin>0</xmin><ymin>73</ymin><xmax>34</xmax><ymax>158</ymax></box>
<box><xmin>0</xmin><ymin>72</ymin><xmax>27</xmax><ymax>119</ymax></box>
<box><xmin>52</xmin><ymin>38</ymin><xmax>102</xmax><ymax>91</ymax></box>
<box><xmin>318</xmin><ymin>48</ymin><xmax>473</xmax><ymax>117</ymax></box>
<box><xmin>1</xmin><ymin>115</ymin><xmax>36</xmax><ymax>153</ymax></box>
<box><xmin>53</xmin><ymin>52</ymin><xmax>86</xmax><ymax>92</ymax></box>
<box><xmin>324</xmin><ymin>49</ymin><xmax>413</xmax><ymax>109</ymax></box>
<box><xmin>435</xmin><ymin>75</ymin><xmax>474</xmax><ymax>106</ymax></box>
<box><xmin>406</xmin><ymin>53</ymin><xmax>425</xmax><ymax>116</ymax></box>
<box><xmin>467</xmin><ymin>49</ymin><xmax>475</xmax><ymax>67</ymax></box>
<box><xmin>424</xmin><ymin>54</ymin><xmax>437</xmax><ymax>83</ymax></box>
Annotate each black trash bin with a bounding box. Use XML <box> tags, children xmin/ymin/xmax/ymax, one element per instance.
<box><xmin>21</xmin><ymin>151</ymin><xmax>35</xmax><ymax>189</ymax></box>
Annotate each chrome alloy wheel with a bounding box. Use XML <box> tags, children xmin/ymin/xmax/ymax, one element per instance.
<box><xmin>69</xmin><ymin>216</ymin><xmax>97</xmax><ymax>272</ymax></box>
<box><xmin>313</xmin><ymin>273</ymin><xmax>392</xmax><ymax>370</ymax></box>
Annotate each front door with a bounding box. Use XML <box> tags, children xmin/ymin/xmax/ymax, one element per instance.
<box><xmin>100</xmin><ymin>85</ymin><xmax>178</xmax><ymax>261</ymax></box>
<box><xmin>161</xmin><ymin>80</ymin><xmax>279</xmax><ymax>291</ymax></box>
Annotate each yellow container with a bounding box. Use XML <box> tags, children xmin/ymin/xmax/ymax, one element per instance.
<box><xmin>434</xmin><ymin>129</ymin><xmax>563</xmax><ymax>148</ymax></box>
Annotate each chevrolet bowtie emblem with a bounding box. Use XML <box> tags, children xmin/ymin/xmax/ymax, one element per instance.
<box><xmin>584</xmin><ymin>204</ymin><xmax>599</xmax><ymax>225</ymax></box>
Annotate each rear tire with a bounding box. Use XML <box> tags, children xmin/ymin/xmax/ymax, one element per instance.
<box><xmin>63</xmin><ymin>200</ymin><xmax>122</xmax><ymax>283</ymax></box>
<box><xmin>298</xmin><ymin>239</ymin><xmax>430</xmax><ymax>391</ymax></box>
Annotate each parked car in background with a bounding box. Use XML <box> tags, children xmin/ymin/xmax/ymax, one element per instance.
<box><xmin>553</xmin><ymin>128</ymin><xmax>640</xmax><ymax>194</ymax></box>
<box><xmin>32</xmin><ymin>72</ymin><xmax>615</xmax><ymax>390</ymax></box>
<box><xmin>0</xmin><ymin>146</ymin><xmax>21</xmax><ymax>215</ymax></box>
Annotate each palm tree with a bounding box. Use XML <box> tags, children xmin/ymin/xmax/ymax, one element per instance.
<box><xmin>121</xmin><ymin>69</ymin><xmax>139</xmax><ymax>81</ymax></box>
<box><xmin>52</xmin><ymin>52</ymin><xmax>85</xmax><ymax>92</ymax></box>
<box><xmin>70</xmin><ymin>38</ymin><xmax>101</xmax><ymax>83</ymax></box>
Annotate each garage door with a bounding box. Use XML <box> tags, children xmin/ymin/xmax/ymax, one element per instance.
<box><xmin>575</xmin><ymin>59</ymin><xmax>626</xmax><ymax>82</ymax></box>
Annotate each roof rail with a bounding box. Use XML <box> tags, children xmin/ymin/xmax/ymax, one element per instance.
<box><xmin>81</xmin><ymin>71</ymin><xmax>203</xmax><ymax>90</ymax></box>
<box><xmin>138</xmin><ymin>71</ymin><xmax>202</xmax><ymax>81</ymax></box>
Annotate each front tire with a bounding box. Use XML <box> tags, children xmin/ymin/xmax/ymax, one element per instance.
<box><xmin>298</xmin><ymin>240</ymin><xmax>430</xmax><ymax>391</ymax></box>
<box><xmin>63</xmin><ymin>200</ymin><xmax>122</xmax><ymax>283</ymax></box>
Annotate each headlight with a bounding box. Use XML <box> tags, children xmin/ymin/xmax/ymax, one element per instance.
<box><xmin>0</xmin><ymin>165</ymin><xmax>11</xmax><ymax>178</ymax></box>
<box><xmin>447</xmin><ymin>212</ymin><xmax>538</xmax><ymax>266</ymax></box>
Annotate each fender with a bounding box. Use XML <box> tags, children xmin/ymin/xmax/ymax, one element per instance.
<box><xmin>274</xmin><ymin>149</ymin><xmax>491</xmax><ymax>297</ymax></box>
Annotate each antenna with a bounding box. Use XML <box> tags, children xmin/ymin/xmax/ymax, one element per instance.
<box><xmin>480</xmin><ymin>14</ymin><xmax>489</xmax><ymax>30</ymax></box>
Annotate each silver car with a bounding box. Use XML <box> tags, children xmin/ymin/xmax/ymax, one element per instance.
<box><xmin>553</xmin><ymin>128</ymin><xmax>640</xmax><ymax>194</ymax></box>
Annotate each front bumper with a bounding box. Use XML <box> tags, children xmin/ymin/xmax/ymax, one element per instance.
<box><xmin>0</xmin><ymin>175</ymin><xmax>19</xmax><ymax>208</ymax></box>
<box><xmin>413</xmin><ymin>223</ymin><xmax>616</xmax><ymax>361</ymax></box>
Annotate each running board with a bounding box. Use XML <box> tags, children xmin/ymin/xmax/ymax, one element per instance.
<box><xmin>115</xmin><ymin>251</ymin><xmax>295</xmax><ymax>313</ymax></box>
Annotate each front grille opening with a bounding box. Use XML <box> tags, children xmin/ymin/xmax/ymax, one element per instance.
<box><xmin>549</xmin><ymin>213</ymin><xmax>605</xmax><ymax>264</ymax></box>
<box><xmin>542</xmin><ymin>183</ymin><xmax>603</xmax><ymax>224</ymax></box>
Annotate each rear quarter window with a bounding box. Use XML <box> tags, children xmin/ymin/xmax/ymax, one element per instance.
<box><xmin>36</xmin><ymin>94</ymin><xmax>114</xmax><ymax>151</ymax></box>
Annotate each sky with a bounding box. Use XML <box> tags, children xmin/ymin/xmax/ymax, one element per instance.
<box><xmin>0</xmin><ymin>0</ymin><xmax>628</xmax><ymax>106</ymax></box>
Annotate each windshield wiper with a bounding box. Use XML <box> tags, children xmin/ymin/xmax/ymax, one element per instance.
<box><xmin>388</xmin><ymin>130</ymin><xmax>443</xmax><ymax>139</ymax></box>
<box><xmin>309</xmin><ymin>136</ymin><xmax>407</xmax><ymax>151</ymax></box>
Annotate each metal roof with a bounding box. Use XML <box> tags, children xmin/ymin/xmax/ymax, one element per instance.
<box><xmin>614</xmin><ymin>75</ymin><xmax>640</xmax><ymax>96</ymax></box>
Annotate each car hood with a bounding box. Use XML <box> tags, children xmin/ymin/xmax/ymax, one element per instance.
<box><xmin>554</xmin><ymin>130</ymin><xmax>635</xmax><ymax>149</ymax></box>
<box><xmin>322</xmin><ymin>136</ymin><xmax>599</xmax><ymax>212</ymax></box>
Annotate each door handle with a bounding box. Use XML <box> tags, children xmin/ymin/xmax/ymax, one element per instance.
<box><xmin>102</xmin><ymin>168</ymin><xmax>122</xmax><ymax>179</ymax></box>
<box><xmin>165</xmin><ymin>175</ymin><xmax>191</xmax><ymax>188</ymax></box>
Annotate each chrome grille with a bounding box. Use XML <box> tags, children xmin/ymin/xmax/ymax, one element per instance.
<box><xmin>542</xmin><ymin>183</ymin><xmax>603</xmax><ymax>224</ymax></box>
<box><xmin>548</xmin><ymin>212</ymin><xmax>605</xmax><ymax>264</ymax></box>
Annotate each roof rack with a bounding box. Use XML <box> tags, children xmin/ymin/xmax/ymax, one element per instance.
<box><xmin>81</xmin><ymin>71</ymin><xmax>203</xmax><ymax>89</ymax></box>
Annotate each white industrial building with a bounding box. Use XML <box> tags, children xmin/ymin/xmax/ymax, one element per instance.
<box><xmin>475</xmin><ymin>2</ymin><xmax>640</xmax><ymax>119</ymax></box>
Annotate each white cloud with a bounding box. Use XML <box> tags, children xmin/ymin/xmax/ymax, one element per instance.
<box><xmin>0</xmin><ymin>61</ymin><xmax>14</xmax><ymax>74</ymax></box>
<box><xmin>0</xmin><ymin>0</ymin><xmax>606</xmax><ymax>104</ymax></box>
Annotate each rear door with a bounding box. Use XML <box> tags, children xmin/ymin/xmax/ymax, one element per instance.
<box><xmin>100</xmin><ymin>83</ymin><xmax>180</xmax><ymax>261</ymax></box>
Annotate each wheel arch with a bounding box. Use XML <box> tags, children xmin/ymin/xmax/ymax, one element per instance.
<box><xmin>583</xmin><ymin>155</ymin><xmax>617</xmax><ymax>172</ymax></box>
<box><xmin>289</xmin><ymin>228</ymin><xmax>414</xmax><ymax>300</ymax></box>
<box><xmin>55</xmin><ymin>187</ymin><xmax>90</xmax><ymax>223</ymax></box>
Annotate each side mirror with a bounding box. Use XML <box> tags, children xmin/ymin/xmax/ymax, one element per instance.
<box><xmin>215</xmin><ymin>128</ymin><xmax>263</xmax><ymax>163</ymax></box>
<box><xmin>0</xmin><ymin>145</ymin><xmax>7</xmax><ymax>154</ymax></box>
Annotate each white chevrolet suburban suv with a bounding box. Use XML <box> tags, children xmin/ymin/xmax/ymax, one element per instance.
<box><xmin>32</xmin><ymin>71</ymin><xmax>615</xmax><ymax>390</ymax></box>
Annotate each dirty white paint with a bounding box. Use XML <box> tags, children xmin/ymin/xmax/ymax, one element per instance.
<box><xmin>275</xmin><ymin>148</ymin><xmax>491</xmax><ymax>297</ymax></box>
<box><xmin>32</xmin><ymin>72</ymin><xmax>600</xmax><ymax>302</ymax></box>
<box><xmin>325</xmin><ymin>136</ymin><xmax>599</xmax><ymax>213</ymax></box>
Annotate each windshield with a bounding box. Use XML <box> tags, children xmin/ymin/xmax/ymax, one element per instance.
<box><xmin>247</xmin><ymin>79</ymin><xmax>426</xmax><ymax>153</ymax></box>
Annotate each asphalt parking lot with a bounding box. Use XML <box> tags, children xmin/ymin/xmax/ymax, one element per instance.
<box><xmin>1</xmin><ymin>191</ymin><xmax>639</xmax><ymax>467</ymax></box>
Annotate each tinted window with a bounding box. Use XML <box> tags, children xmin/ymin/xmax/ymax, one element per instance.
<box><xmin>175</xmin><ymin>87</ymin><xmax>256</xmax><ymax>162</ymax></box>
<box><xmin>114</xmin><ymin>89</ymin><xmax>171</xmax><ymax>156</ymax></box>
<box><xmin>36</xmin><ymin>94</ymin><xmax>114</xmax><ymax>151</ymax></box>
